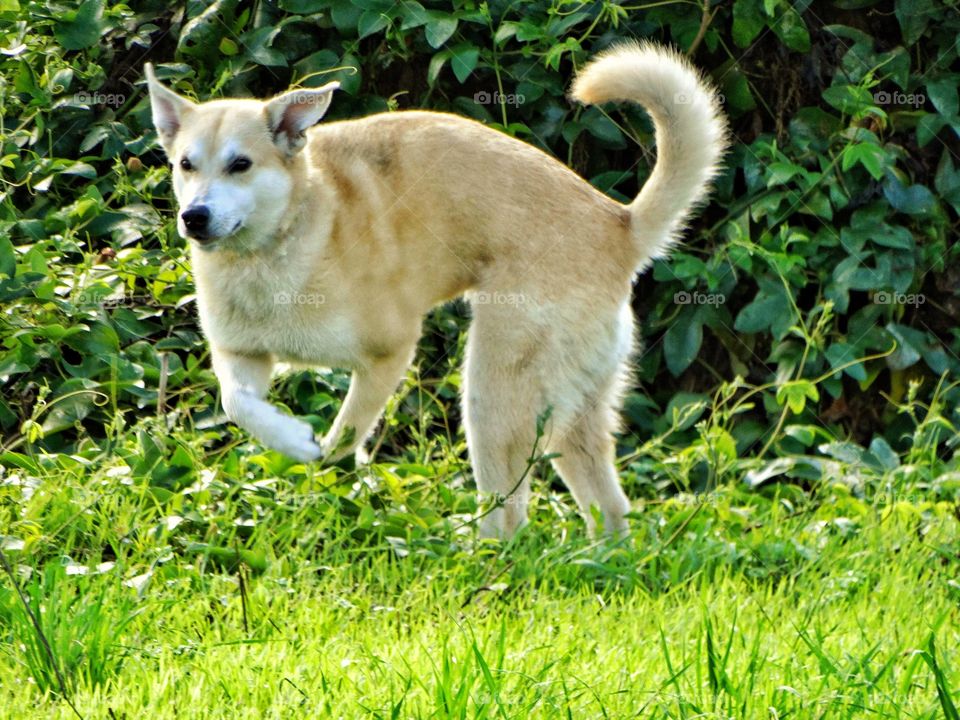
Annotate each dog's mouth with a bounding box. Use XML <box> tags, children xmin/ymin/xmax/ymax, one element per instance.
<box><xmin>187</xmin><ymin>220</ymin><xmax>243</xmax><ymax>248</ymax></box>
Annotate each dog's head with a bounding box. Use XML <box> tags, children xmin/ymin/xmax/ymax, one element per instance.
<box><xmin>145</xmin><ymin>64</ymin><xmax>339</xmax><ymax>251</ymax></box>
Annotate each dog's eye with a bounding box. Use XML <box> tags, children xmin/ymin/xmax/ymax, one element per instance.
<box><xmin>228</xmin><ymin>157</ymin><xmax>252</xmax><ymax>174</ymax></box>
<box><xmin>179</xmin><ymin>157</ymin><xmax>193</xmax><ymax>171</ymax></box>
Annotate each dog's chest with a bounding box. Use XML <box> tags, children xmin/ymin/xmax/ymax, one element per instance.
<box><xmin>195</xmin><ymin>262</ymin><xmax>360</xmax><ymax>367</ymax></box>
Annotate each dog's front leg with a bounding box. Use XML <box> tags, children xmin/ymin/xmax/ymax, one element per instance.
<box><xmin>321</xmin><ymin>352</ymin><xmax>413</xmax><ymax>463</ymax></box>
<box><xmin>212</xmin><ymin>347</ymin><xmax>322</xmax><ymax>462</ymax></box>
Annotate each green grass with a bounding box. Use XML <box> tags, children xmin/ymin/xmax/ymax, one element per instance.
<box><xmin>2</xmin><ymin>424</ymin><xmax>959</xmax><ymax>719</ymax></box>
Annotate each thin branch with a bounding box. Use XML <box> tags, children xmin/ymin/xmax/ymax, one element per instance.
<box><xmin>688</xmin><ymin>1</ymin><xmax>718</xmax><ymax>56</ymax></box>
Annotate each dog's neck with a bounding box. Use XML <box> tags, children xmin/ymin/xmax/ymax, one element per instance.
<box><xmin>274</xmin><ymin>152</ymin><xmax>337</xmax><ymax>252</ymax></box>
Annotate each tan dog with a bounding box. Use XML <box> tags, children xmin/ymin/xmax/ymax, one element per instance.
<box><xmin>145</xmin><ymin>42</ymin><xmax>727</xmax><ymax>538</ymax></box>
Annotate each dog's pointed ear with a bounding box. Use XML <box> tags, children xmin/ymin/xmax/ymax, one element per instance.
<box><xmin>265</xmin><ymin>82</ymin><xmax>340</xmax><ymax>155</ymax></box>
<box><xmin>145</xmin><ymin>63</ymin><xmax>196</xmax><ymax>152</ymax></box>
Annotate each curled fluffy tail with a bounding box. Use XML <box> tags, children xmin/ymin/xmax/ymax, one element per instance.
<box><xmin>571</xmin><ymin>42</ymin><xmax>729</xmax><ymax>264</ymax></box>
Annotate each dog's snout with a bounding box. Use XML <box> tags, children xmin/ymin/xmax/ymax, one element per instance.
<box><xmin>181</xmin><ymin>206</ymin><xmax>211</xmax><ymax>237</ymax></box>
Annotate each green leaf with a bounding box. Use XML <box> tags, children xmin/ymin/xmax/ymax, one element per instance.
<box><xmin>219</xmin><ymin>37</ymin><xmax>239</xmax><ymax>55</ymax></box>
<box><xmin>868</xmin><ymin>436</ymin><xmax>899</xmax><ymax>470</ymax></box>
<box><xmin>278</xmin><ymin>0</ymin><xmax>322</xmax><ymax>12</ymax></box>
<box><xmin>494</xmin><ymin>22</ymin><xmax>517</xmax><ymax>46</ymax></box>
<box><xmin>776</xmin><ymin>380</ymin><xmax>819</xmax><ymax>415</ymax></box>
<box><xmin>330</xmin><ymin>1</ymin><xmax>362</xmax><ymax>32</ymax></box>
<box><xmin>841</xmin><ymin>142</ymin><xmax>887</xmax><ymax>180</ymax></box>
<box><xmin>663</xmin><ymin>307</ymin><xmax>703</xmax><ymax>376</ymax></box>
<box><xmin>61</xmin><ymin>162</ymin><xmax>98</xmax><ymax>178</ymax></box>
<box><xmin>885</xmin><ymin>323</ymin><xmax>921</xmax><ymax>370</ymax></box>
<box><xmin>734</xmin><ymin>276</ymin><xmax>792</xmax><ymax>338</ymax></box>
<box><xmin>40</xmin><ymin>390</ymin><xmax>95</xmax><ymax>435</ymax></box>
<box><xmin>818</xmin><ymin>441</ymin><xmax>867</xmax><ymax>464</ymax></box>
<box><xmin>68</xmin><ymin>321</ymin><xmax>120</xmax><ymax>356</ymax></box>
<box><xmin>772</xmin><ymin>7</ymin><xmax>810</xmax><ymax>52</ymax></box>
<box><xmin>732</xmin><ymin>0</ymin><xmax>765</xmax><ymax>47</ymax></box>
<box><xmin>871</xmin><ymin>225</ymin><xmax>913</xmax><ymax>250</ymax></box>
<box><xmin>661</xmin><ymin>392</ymin><xmax>709</xmax><ymax>432</ymax></box>
<box><xmin>582</xmin><ymin>109</ymin><xmax>623</xmax><ymax>144</ymax></box>
<box><xmin>831</xmin><ymin>254</ymin><xmax>887</xmax><ymax>296</ymax></box>
<box><xmin>927</xmin><ymin>77</ymin><xmax>959</xmax><ymax>118</ymax></box>
<box><xmin>882</xmin><ymin>176</ymin><xmax>936</xmax><ymax>215</ymax></box>
<box><xmin>54</xmin><ymin>0</ymin><xmax>105</xmax><ymax>50</ymax></box>
<box><xmin>721</xmin><ymin>69</ymin><xmax>756</xmax><ymax>115</ymax></box>
<box><xmin>184</xmin><ymin>544</ymin><xmax>268</xmax><ymax>574</ymax></box>
<box><xmin>825</xmin><ymin>342</ymin><xmax>867</xmax><ymax>382</ymax></box>
<box><xmin>895</xmin><ymin>0</ymin><xmax>935</xmax><ymax>44</ymax></box>
<box><xmin>766</xmin><ymin>161</ymin><xmax>803</xmax><ymax>187</ymax></box>
<box><xmin>449</xmin><ymin>43</ymin><xmax>479</xmax><ymax>84</ymax></box>
<box><xmin>358</xmin><ymin>10</ymin><xmax>389</xmax><ymax>39</ymax></box>
<box><xmin>240</xmin><ymin>26</ymin><xmax>286</xmax><ymax>67</ymax></box>
<box><xmin>427</xmin><ymin>50</ymin><xmax>450</xmax><ymax>86</ymax></box>
<box><xmin>0</xmin><ymin>236</ymin><xmax>14</xmax><ymax>279</ymax></box>
<box><xmin>179</xmin><ymin>0</ymin><xmax>238</xmax><ymax>59</ymax></box>
<box><xmin>425</xmin><ymin>14</ymin><xmax>457</xmax><ymax>48</ymax></box>
<box><xmin>822</xmin><ymin>84</ymin><xmax>874</xmax><ymax>114</ymax></box>
<box><xmin>398</xmin><ymin>1</ymin><xmax>430</xmax><ymax>29</ymax></box>
<box><xmin>917</xmin><ymin>113</ymin><xmax>947</xmax><ymax>146</ymax></box>
<box><xmin>935</xmin><ymin>150</ymin><xmax>960</xmax><ymax>213</ymax></box>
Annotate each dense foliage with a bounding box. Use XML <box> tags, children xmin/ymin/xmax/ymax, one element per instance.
<box><xmin>2</xmin><ymin>0</ymin><xmax>959</xmax><ymax>486</ymax></box>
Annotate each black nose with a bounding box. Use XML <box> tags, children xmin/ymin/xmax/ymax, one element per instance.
<box><xmin>181</xmin><ymin>206</ymin><xmax>210</xmax><ymax>237</ymax></box>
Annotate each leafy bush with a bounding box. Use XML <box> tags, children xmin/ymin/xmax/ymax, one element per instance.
<box><xmin>1</xmin><ymin>0</ymin><xmax>959</xmax><ymax>489</ymax></box>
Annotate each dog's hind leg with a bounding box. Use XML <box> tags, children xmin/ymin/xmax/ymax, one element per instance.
<box><xmin>548</xmin><ymin>404</ymin><xmax>631</xmax><ymax>537</ymax></box>
<box><xmin>462</xmin><ymin>309</ymin><xmax>551</xmax><ymax>539</ymax></box>
<box><xmin>463</xmin><ymin>379</ymin><xmax>542</xmax><ymax>539</ymax></box>
<box><xmin>547</xmin><ymin>303</ymin><xmax>634</xmax><ymax>536</ymax></box>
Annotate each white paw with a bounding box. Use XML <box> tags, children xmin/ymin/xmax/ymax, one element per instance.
<box><xmin>264</xmin><ymin>412</ymin><xmax>322</xmax><ymax>462</ymax></box>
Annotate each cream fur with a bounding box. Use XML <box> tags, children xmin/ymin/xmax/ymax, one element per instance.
<box><xmin>144</xmin><ymin>43</ymin><xmax>728</xmax><ymax>538</ymax></box>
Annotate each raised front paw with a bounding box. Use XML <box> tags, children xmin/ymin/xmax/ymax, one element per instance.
<box><xmin>265</xmin><ymin>412</ymin><xmax>323</xmax><ymax>462</ymax></box>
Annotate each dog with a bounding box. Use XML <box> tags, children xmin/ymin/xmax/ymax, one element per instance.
<box><xmin>145</xmin><ymin>42</ymin><xmax>727</xmax><ymax>538</ymax></box>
